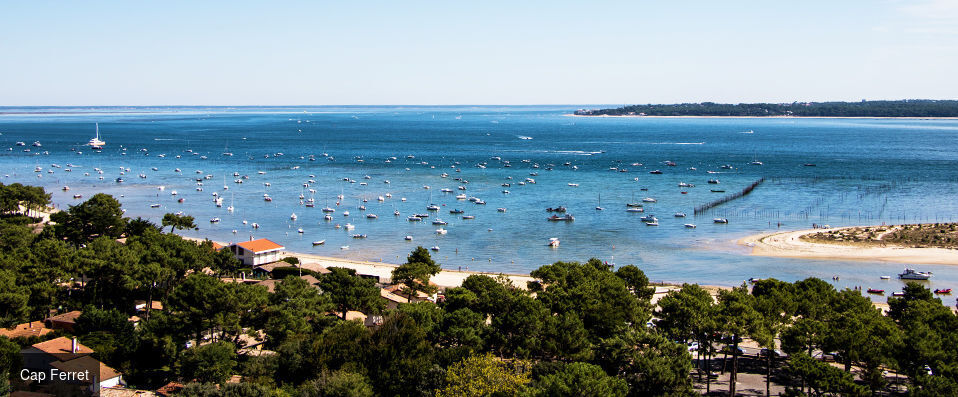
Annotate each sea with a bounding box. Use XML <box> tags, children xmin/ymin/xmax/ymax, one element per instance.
<box><xmin>3</xmin><ymin>105</ymin><xmax>958</xmax><ymax>298</ymax></box>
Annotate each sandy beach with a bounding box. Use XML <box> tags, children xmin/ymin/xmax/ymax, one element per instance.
<box><xmin>290</xmin><ymin>251</ymin><xmax>537</xmax><ymax>289</ymax></box>
<box><xmin>739</xmin><ymin>227</ymin><xmax>958</xmax><ymax>265</ymax></box>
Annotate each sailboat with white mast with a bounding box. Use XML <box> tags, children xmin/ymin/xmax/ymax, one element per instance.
<box><xmin>88</xmin><ymin>123</ymin><xmax>106</xmax><ymax>149</ymax></box>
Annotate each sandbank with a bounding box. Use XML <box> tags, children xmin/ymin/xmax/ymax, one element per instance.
<box><xmin>738</xmin><ymin>227</ymin><xmax>958</xmax><ymax>265</ymax></box>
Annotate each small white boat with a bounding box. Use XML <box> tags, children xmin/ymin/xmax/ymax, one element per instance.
<box><xmin>312</xmin><ymin>240</ymin><xmax>326</xmax><ymax>246</ymax></box>
<box><xmin>430</xmin><ymin>246</ymin><xmax>440</xmax><ymax>251</ymax></box>
<box><xmin>297</xmin><ymin>228</ymin><xmax>304</xmax><ymax>233</ymax></box>
<box><xmin>367</xmin><ymin>214</ymin><xmax>378</xmax><ymax>219</ymax></box>
<box><xmin>646</xmin><ymin>221</ymin><xmax>659</xmax><ymax>226</ymax></box>
<box><xmin>642</xmin><ymin>197</ymin><xmax>657</xmax><ymax>203</ymax></box>
<box><xmin>684</xmin><ymin>224</ymin><xmax>696</xmax><ymax>228</ymax></box>
<box><xmin>150</xmin><ymin>203</ymin><xmax>160</xmax><ymax>208</ymax></box>
<box><xmin>548</xmin><ymin>237</ymin><xmax>559</xmax><ymax>247</ymax></box>
<box><xmin>324</xmin><ymin>215</ymin><xmax>333</xmax><ymax>221</ymax></box>
<box><xmin>344</xmin><ymin>223</ymin><xmax>355</xmax><ymax>230</ymax></box>
<box><xmin>343</xmin><ymin>211</ymin><xmax>350</xmax><ymax>217</ymax></box>
<box><xmin>404</xmin><ymin>235</ymin><xmax>414</xmax><ymax>241</ymax></box>
<box><xmin>674</xmin><ymin>212</ymin><xmax>687</xmax><ymax>218</ymax></box>
<box><xmin>340</xmin><ymin>245</ymin><xmax>349</xmax><ymax>250</ymax></box>
<box><xmin>436</xmin><ymin>228</ymin><xmax>447</xmax><ymax>235</ymax></box>
<box><xmin>210</xmin><ymin>217</ymin><xmax>220</xmax><ymax>223</ymax></box>
<box><xmin>497</xmin><ymin>208</ymin><xmax>507</xmax><ymax>212</ymax></box>
<box><xmin>713</xmin><ymin>218</ymin><xmax>729</xmax><ymax>224</ymax></box>
<box><xmin>879</xmin><ymin>275</ymin><xmax>891</xmax><ymax>280</ymax></box>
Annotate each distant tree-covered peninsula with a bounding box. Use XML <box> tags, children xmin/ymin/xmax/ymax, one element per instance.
<box><xmin>574</xmin><ymin>99</ymin><xmax>958</xmax><ymax>117</ymax></box>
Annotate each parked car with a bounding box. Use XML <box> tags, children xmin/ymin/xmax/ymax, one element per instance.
<box><xmin>721</xmin><ymin>346</ymin><xmax>745</xmax><ymax>355</ymax></box>
<box><xmin>760</xmin><ymin>348</ymin><xmax>787</xmax><ymax>358</ymax></box>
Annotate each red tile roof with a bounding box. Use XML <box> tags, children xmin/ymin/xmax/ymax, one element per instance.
<box><xmin>51</xmin><ymin>355</ymin><xmax>122</xmax><ymax>383</ymax></box>
<box><xmin>46</xmin><ymin>310</ymin><xmax>82</xmax><ymax>324</ymax></box>
<box><xmin>155</xmin><ymin>382</ymin><xmax>184</xmax><ymax>397</ymax></box>
<box><xmin>0</xmin><ymin>321</ymin><xmax>53</xmax><ymax>339</ymax></box>
<box><xmin>235</xmin><ymin>239</ymin><xmax>284</xmax><ymax>253</ymax></box>
<box><xmin>31</xmin><ymin>337</ymin><xmax>94</xmax><ymax>360</ymax></box>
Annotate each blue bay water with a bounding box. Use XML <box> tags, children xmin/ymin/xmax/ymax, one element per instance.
<box><xmin>3</xmin><ymin>106</ymin><xmax>958</xmax><ymax>298</ymax></box>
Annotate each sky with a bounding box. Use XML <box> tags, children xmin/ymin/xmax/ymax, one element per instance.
<box><xmin>1</xmin><ymin>0</ymin><xmax>957</xmax><ymax>106</ymax></box>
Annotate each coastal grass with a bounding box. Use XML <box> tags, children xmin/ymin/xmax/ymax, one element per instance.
<box><xmin>801</xmin><ymin>222</ymin><xmax>958</xmax><ymax>249</ymax></box>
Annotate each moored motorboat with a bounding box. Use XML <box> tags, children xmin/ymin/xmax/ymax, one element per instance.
<box><xmin>899</xmin><ymin>268</ymin><xmax>932</xmax><ymax>280</ymax></box>
<box><xmin>548</xmin><ymin>237</ymin><xmax>559</xmax><ymax>247</ymax></box>
<box><xmin>935</xmin><ymin>288</ymin><xmax>952</xmax><ymax>294</ymax></box>
<box><xmin>867</xmin><ymin>288</ymin><xmax>884</xmax><ymax>294</ymax></box>
<box><xmin>713</xmin><ymin>218</ymin><xmax>729</xmax><ymax>224</ymax></box>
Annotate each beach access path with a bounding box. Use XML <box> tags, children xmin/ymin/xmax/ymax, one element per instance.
<box><xmin>739</xmin><ymin>227</ymin><xmax>958</xmax><ymax>265</ymax></box>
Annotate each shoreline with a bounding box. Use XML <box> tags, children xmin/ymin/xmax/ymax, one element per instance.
<box><xmin>191</xmin><ymin>238</ymin><xmax>732</xmax><ymax>293</ymax></box>
<box><xmin>739</xmin><ymin>227</ymin><xmax>958</xmax><ymax>265</ymax></box>
<box><xmin>567</xmin><ymin>114</ymin><xmax>958</xmax><ymax>120</ymax></box>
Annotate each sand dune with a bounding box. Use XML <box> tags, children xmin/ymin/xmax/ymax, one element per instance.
<box><xmin>739</xmin><ymin>227</ymin><xmax>958</xmax><ymax>265</ymax></box>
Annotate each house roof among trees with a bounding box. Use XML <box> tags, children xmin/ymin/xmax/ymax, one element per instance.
<box><xmin>235</xmin><ymin>238</ymin><xmax>284</xmax><ymax>253</ymax></box>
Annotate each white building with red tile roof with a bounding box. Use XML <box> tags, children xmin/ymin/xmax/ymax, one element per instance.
<box><xmin>228</xmin><ymin>238</ymin><xmax>285</xmax><ymax>266</ymax></box>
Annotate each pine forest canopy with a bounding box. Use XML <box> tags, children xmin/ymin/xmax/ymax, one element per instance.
<box><xmin>575</xmin><ymin>99</ymin><xmax>958</xmax><ymax>117</ymax></box>
<box><xmin>2</xmin><ymin>183</ymin><xmax>958</xmax><ymax>396</ymax></box>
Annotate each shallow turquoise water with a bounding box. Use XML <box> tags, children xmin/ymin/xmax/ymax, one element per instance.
<box><xmin>2</xmin><ymin>106</ymin><xmax>958</xmax><ymax>298</ymax></box>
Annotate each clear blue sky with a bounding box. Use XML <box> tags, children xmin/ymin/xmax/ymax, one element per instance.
<box><xmin>2</xmin><ymin>0</ymin><xmax>956</xmax><ymax>105</ymax></box>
